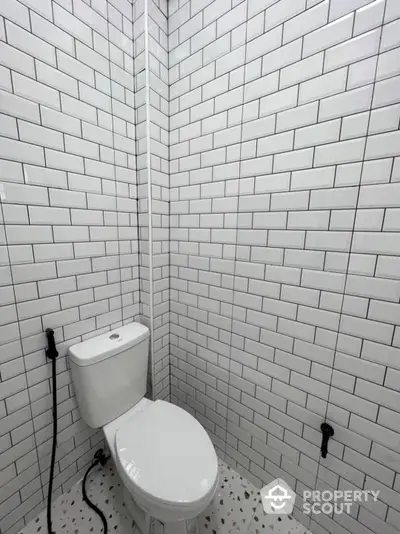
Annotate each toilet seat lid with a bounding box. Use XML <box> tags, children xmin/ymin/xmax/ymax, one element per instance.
<box><xmin>115</xmin><ymin>400</ymin><xmax>218</xmax><ymax>506</ymax></box>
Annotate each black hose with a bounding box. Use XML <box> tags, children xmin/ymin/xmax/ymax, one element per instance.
<box><xmin>47</xmin><ymin>354</ymin><xmax>57</xmax><ymax>534</ymax></box>
<box><xmin>82</xmin><ymin>451</ymin><xmax>109</xmax><ymax>533</ymax></box>
<box><xmin>45</xmin><ymin>327</ymin><xmax>108</xmax><ymax>534</ymax></box>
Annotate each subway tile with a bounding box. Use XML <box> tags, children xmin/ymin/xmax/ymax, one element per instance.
<box><xmin>347</xmin><ymin>56</ymin><xmax>378</xmax><ymax>92</ymax></box>
<box><xmin>283</xmin><ymin>0</ymin><xmax>329</xmax><ymax>43</ymax></box>
<box><xmin>314</xmin><ymin>138</ymin><xmax>366</xmax><ymax>167</ymax></box>
<box><xmin>247</xmin><ymin>25</ymin><xmax>282</xmax><ymax>63</ymax></box>
<box><xmin>45</xmin><ymin>149</ymin><xmax>84</xmax><ymax>174</ymax></box>
<box><xmin>264</xmin><ymin>0</ymin><xmax>306</xmax><ymax>32</ymax></box>
<box><xmin>299</xmin><ymin>67</ymin><xmax>347</xmax><ymax>104</ymax></box>
<box><xmin>0</xmin><ymin>138</ymin><xmax>44</xmax><ymax>166</ymax></box>
<box><xmin>18</xmin><ymin>121</ymin><xmax>64</xmax><ymax>152</ymax></box>
<box><xmin>260</xmin><ymin>85</ymin><xmax>298</xmax><ymax>117</ymax></box>
<box><xmin>53</xmin><ymin>3</ymin><xmax>93</xmax><ymax>47</ymax></box>
<box><xmin>0</xmin><ymin>114</ymin><xmax>18</xmax><ymax>144</ymax></box>
<box><xmin>0</xmin><ymin>90</ymin><xmax>40</xmax><ymax>124</ymax></box>
<box><xmin>303</xmin><ymin>12</ymin><xmax>353</xmax><ymax>57</ymax></box>
<box><xmin>274</xmin><ymin>148</ymin><xmax>313</xmax><ymax>173</ymax></box>
<box><xmin>57</xmin><ymin>51</ymin><xmax>95</xmax><ymax>87</ymax></box>
<box><xmin>244</xmin><ymin>72</ymin><xmax>279</xmax><ymax>103</ymax></box>
<box><xmin>0</xmin><ymin>67</ymin><xmax>11</xmax><ymax>93</ymax></box>
<box><xmin>276</xmin><ymin>101</ymin><xmax>318</xmax><ymax>132</ymax></box>
<box><xmin>262</xmin><ymin>39</ymin><xmax>302</xmax><ymax>77</ymax></box>
<box><xmin>0</xmin><ymin>40</ymin><xmax>35</xmax><ymax>79</ymax></box>
<box><xmin>319</xmin><ymin>85</ymin><xmax>373</xmax><ymax>121</ymax></box>
<box><xmin>18</xmin><ymin>0</ymin><xmax>52</xmax><ymax>20</ymax></box>
<box><xmin>0</xmin><ymin>0</ymin><xmax>30</xmax><ymax>29</ymax></box>
<box><xmin>373</xmin><ymin>75</ymin><xmax>400</xmax><ymax>108</ymax></box>
<box><xmin>330</xmin><ymin>0</ymin><xmax>375</xmax><ymax>21</ymax></box>
<box><xmin>381</xmin><ymin>19</ymin><xmax>400</xmax><ymax>52</ymax></box>
<box><xmin>376</xmin><ymin>47</ymin><xmax>400</xmax><ymax>80</ymax></box>
<box><xmin>280</xmin><ymin>52</ymin><xmax>323</xmax><ymax>89</ymax></box>
<box><xmin>2</xmin><ymin>183</ymin><xmax>48</xmax><ymax>207</ymax></box>
<box><xmin>31</xmin><ymin>12</ymin><xmax>75</xmax><ymax>55</ymax></box>
<box><xmin>341</xmin><ymin>315</ymin><xmax>394</xmax><ymax>344</ymax></box>
<box><xmin>6</xmin><ymin>20</ymin><xmax>56</xmax><ymax>67</ymax></box>
<box><xmin>13</xmin><ymin>73</ymin><xmax>60</xmax><ymax>111</ymax></box>
<box><xmin>295</xmin><ymin>119</ymin><xmax>340</xmax><ymax>149</ymax></box>
<box><xmin>36</xmin><ymin>61</ymin><xmax>78</xmax><ymax>98</ymax></box>
<box><xmin>257</xmin><ymin>131</ymin><xmax>293</xmax><ymax>156</ymax></box>
<box><xmin>248</xmin><ymin>0</ymin><xmax>279</xmax><ymax>19</ymax></box>
<box><xmin>40</xmin><ymin>106</ymin><xmax>81</xmax><ymax>137</ymax></box>
<box><xmin>325</xmin><ymin>28</ymin><xmax>380</xmax><ymax>71</ymax></box>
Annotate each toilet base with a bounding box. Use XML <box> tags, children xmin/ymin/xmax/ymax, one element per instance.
<box><xmin>150</xmin><ymin>516</ymin><xmax>198</xmax><ymax>534</ymax></box>
<box><xmin>123</xmin><ymin>487</ymin><xmax>198</xmax><ymax>534</ymax></box>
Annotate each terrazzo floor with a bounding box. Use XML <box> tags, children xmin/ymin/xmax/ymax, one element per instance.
<box><xmin>19</xmin><ymin>459</ymin><xmax>312</xmax><ymax>534</ymax></box>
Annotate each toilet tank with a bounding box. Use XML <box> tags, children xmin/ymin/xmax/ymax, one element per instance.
<box><xmin>68</xmin><ymin>323</ymin><xmax>150</xmax><ymax>428</ymax></box>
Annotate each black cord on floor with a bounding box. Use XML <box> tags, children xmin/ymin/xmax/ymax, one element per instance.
<box><xmin>82</xmin><ymin>450</ymin><xmax>109</xmax><ymax>534</ymax></box>
<box><xmin>47</xmin><ymin>354</ymin><xmax>57</xmax><ymax>534</ymax></box>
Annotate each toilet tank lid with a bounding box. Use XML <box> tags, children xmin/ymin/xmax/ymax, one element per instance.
<box><xmin>68</xmin><ymin>323</ymin><xmax>149</xmax><ymax>367</ymax></box>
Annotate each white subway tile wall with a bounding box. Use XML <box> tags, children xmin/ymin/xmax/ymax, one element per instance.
<box><xmin>0</xmin><ymin>0</ymin><xmax>142</xmax><ymax>532</ymax></box>
<box><xmin>168</xmin><ymin>1</ymin><xmax>400</xmax><ymax>534</ymax></box>
<box><xmin>1</xmin><ymin>1</ymin><xmax>400</xmax><ymax>534</ymax></box>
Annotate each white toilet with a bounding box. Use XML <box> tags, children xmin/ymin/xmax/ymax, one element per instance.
<box><xmin>68</xmin><ymin>322</ymin><xmax>219</xmax><ymax>534</ymax></box>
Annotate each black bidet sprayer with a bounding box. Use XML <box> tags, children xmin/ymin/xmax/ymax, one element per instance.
<box><xmin>45</xmin><ymin>328</ymin><xmax>109</xmax><ymax>534</ymax></box>
<box><xmin>320</xmin><ymin>422</ymin><xmax>334</xmax><ymax>459</ymax></box>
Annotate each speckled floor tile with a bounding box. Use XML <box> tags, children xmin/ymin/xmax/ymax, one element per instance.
<box><xmin>246</xmin><ymin>500</ymin><xmax>313</xmax><ymax>534</ymax></box>
<box><xmin>19</xmin><ymin>462</ymin><xmax>139</xmax><ymax>534</ymax></box>
<box><xmin>198</xmin><ymin>460</ymin><xmax>260</xmax><ymax>533</ymax></box>
<box><xmin>19</xmin><ymin>459</ymin><xmax>312</xmax><ymax>534</ymax></box>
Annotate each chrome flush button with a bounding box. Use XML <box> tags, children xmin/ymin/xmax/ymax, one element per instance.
<box><xmin>109</xmin><ymin>333</ymin><xmax>120</xmax><ymax>340</ymax></box>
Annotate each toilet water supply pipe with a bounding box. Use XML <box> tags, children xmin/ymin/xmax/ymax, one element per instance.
<box><xmin>45</xmin><ymin>329</ymin><xmax>110</xmax><ymax>534</ymax></box>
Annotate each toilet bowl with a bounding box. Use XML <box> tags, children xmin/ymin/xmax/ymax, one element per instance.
<box><xmin>68</xmin><ymin>323</ymin><xmax>219</xmax><ymax>534</ymax></box>
<box><xmin>104</xmin><ymin>398</ymin><xmax>219</xmax><ymax>533</ymax></box>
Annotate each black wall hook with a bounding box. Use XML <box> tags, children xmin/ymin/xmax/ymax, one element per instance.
<box><xmin>321</xmin><ymin>422</ymin><xmax>334</xmax><ymax>458</ymax></box>
<box><xmin>45</xmin><ymin>328</ymin><xmax>59</xmax><ymax>360</ymax></box>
